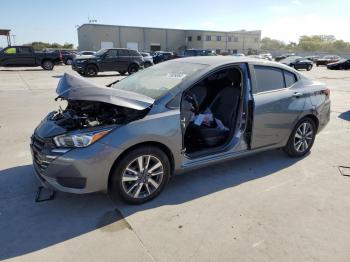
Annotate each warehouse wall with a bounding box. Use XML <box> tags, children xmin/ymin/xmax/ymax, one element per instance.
<box><xmin>77</xmin><ymin>24</ymin><xmax>261</xmax><ymax>53</ymax></box>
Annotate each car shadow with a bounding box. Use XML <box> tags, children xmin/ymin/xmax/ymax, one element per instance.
<box><xmin>0</xmin><ymin>68</ymin><xmax>45</xmax><ymax>72</ymax></box>
<box><xmin>0</xmin><ymin>149</ymin><xmax>301</xmax><ymax>260</ymax></box>
<box><xmin>338</xmin><ymin>111</ymin><xmax>350</xmax><ymax>121</ymax></box>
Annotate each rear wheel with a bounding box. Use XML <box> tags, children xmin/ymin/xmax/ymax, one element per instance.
<box><xmin>109</xmin><ymin>146</ymin><xmax>171</xmax><ymax>204</ymax></box>
<box><xmin>41</xmin><ymin>60</ymin><xmax>54</xmax><ymax>70</ymax></box>
<box><xmin>284</xmin><ymin>117</ymin><xmax>316</xmax><ymax>157</ymax></box>
<box><xmin>65</xmin><ymin>58</ymin><xmax>73</xmax><ymax>65</ymax></box>
<box><xmin>128</xmin><ymin>64</ymin><xmax>139</xmax><ymax>75</ymax></box>
<box><xmin>85</xmin><ymin>65</ymin><xmax>98</xmax><ymax>77</ymax></box>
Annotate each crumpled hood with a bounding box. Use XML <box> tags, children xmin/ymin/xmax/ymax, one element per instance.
<box><xmin>56</xmin><ymin>73</ymin><xmax>155</xmax><ymax>110</ymax></box>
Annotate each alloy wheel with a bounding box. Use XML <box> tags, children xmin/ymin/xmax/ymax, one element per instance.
<box><xmin>293</xmin><ymin>122</ymin><xmax>314</xmax><ymax>153</ymax></box>
<box><xmin>121</xmin><ymin>155</ymin><xmax>164</xmax><ymax>199</ymax></box>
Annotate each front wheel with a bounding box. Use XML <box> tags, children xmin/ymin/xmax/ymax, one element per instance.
<box><xmin>41</xmin><ymin>60</ymin><xmax>54</xmax><ymax>70</ymax></box>
<box><xmin>84</xmin><ymin>65</ymin><xmax>98</xmax><ymax>77</ymax></box>
<box><xmin>284</xmin><ymin>118</ymin><xmax>316</xmax><ymax>157</ymax></box>
<box><xmin>109</xmin><ymin>146</ymin><xmax>171</xmax><ymax>204</ymax></box>
<box><xmin>307</xmin><ymin>65</ymin><xmax>312</xmax><ymax>71</ymax></box>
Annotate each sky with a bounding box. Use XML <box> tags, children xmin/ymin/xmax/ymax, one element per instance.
<box><xmin>1</xmin><ymin>0</ymin><xmax>350</xmax><ymax>48</ymax></box>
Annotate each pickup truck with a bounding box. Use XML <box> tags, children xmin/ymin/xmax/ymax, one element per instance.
<box><xmin>0</xmin><ymin>46</ymin><xmax>61</xmax><ymax>70</ymax></box>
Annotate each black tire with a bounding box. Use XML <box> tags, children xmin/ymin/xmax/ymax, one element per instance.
<box><xmin>109</xmin><ymin>146</ymin><xmax>171</xmax><ymax>204</ymax></box>
<box><xmin>306</xmin><ymin>65</ymin><xmax>312</xmax><ymax>71</ymax></box>
<box><xmin>144</xmin><ymin>62</ymin><xmax>152</xmax><ymax>68</ymax></box>
<box><xmin>65</xmin><ymin>59</ymin><xmax>73</xmax><ymax>65</ymax></box>
<box><xmin>41</xmin><ymin>60</ymin><xmax>54</xmax><ymax>70</ymax></box>
<box><xmin>119</xmin><ymin>71</ymin><xmax>127</xmax><ymax>75</ymax></box>
<box><xmin>283</xmin><ymin>117</ymin><xmax>317</xmax><ymax>157</ymax></box>
<box><xmin>128</xmin><ymin>64</ymin><xmax>139</xmax><ymax>75</ymax></box>
<box><xmin>84</xmin><ymin>64</ymin><xmax>98</xmax><ymax>77</ymax></box>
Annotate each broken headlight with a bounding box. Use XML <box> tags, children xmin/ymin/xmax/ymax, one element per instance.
<box><xmin>53</xmin><ymin>129</ymin><xmax>112</xmax><ymax>148</ymax></box>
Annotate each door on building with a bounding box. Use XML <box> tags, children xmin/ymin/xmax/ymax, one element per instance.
<box><xmin>126</xmin><ymin>42</ymin><xmax>138</xmax><ymax>50</ymax></box>
<box><xmin>101</xmin><ymin>41</ymin><xmax>114</xmax><ymax>49</ymax></box>
<box><xmin>150</xmin><ymin>44</ymin><xmax>161</xmax><ymax>52</ymax></box>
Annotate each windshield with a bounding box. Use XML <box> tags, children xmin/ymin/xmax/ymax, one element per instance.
<box><xmin>111</xmin><ymin>61</ymin><xmax>209</xmax><ymax>99</ymax></box>
<box><xmin>95</xmin><ymin>49</ymin><xmax>107</xmax><ymax>56</ymax></box>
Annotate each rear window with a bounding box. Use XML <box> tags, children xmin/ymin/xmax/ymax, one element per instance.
<box><xmin>284</xmin><ymin>70</ymin><xmax>297</xmax><ymax>87</ymax></box>
<box><xmin>254</xmin><ymin>66</ymin><xmax>285</xmax><ymax>92</ymax></box>
<box><xmin>129</xmin><ymin>50</ymin><xmax>140</xmax><ymax>56</ymax></box>
<box><xmin>18</xmin><ymin>47</ymin><xmax>32</xmax><ymax>54</ymax></box>
<box><xmin>118</xmin><ymin>49</ymin><xmax>129</xmax><ymax>56</ymax></box>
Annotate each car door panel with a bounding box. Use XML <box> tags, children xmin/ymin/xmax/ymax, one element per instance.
<box><xmin>250</xmin><ymin>66</ymin><xmax>306</xmax><ymax>149</ymax></box>
<box><xmin>116</xmin><ymin>50</ymin><xmax>130</xmax><ymax>71</ymax></box>
<box><xmin>99</xmin><ymin>50</ymin><xmax>118</xmax><ymax>71</ymax></box>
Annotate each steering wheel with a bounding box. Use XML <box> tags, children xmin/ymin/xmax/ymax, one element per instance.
<box><xmin>184</xmin><ymin>92</ymin><xmax>199</xmax><ymax>114</ymax></box>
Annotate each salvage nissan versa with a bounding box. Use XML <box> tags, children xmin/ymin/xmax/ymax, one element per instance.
<box><xmin>30</xmin><ymin>57</ymin><xmax>330</xmax><ymax>204</ymax></box>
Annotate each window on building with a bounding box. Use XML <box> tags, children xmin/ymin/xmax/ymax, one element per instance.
<box><xmin>228</xmin><ymin>36</ymin><xmax>232</xmax><ymax>42</ymax></box>
<box><xmin>4</xmin><ymin>47</ymin><xmax>16</xmax><ymax>54</ymax></box>
<box><xmin>284</xmin><ymin>70</ymin><xmax>297</xmax><ymax>87</ymax></box>
<box><xmin>233</xmin><ymin>36</ymin><xmax>239</xmax><ymax>42</ymax></box>
<box><xmin>197</xmin><ymin>35</ymin><xmax>201</xmax><ymax>41</ymax></box>
<box><xmin>216</xmin><ymin>36</ymin><xmax>221</xmax><ymax>41</ymax></box>
<box><xmin>187</xmin><ymin>36</ymin><xmax>192</xmax><ymax>42</ymax></box>
<box><xmin>206</xmin><ymin>35</ymin><xmax>211</xmax><ymax>41</ymax></box>
<box><xmin>254</xmin><ymin>66</ymin><xmax>285</xmax><ymax>93</ymax></box>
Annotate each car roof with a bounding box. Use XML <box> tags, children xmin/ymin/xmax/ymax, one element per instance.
<box><xmin>175</xmin><ymin>56</ymin><xmax>293</xmax><ymax>70</ymax></box>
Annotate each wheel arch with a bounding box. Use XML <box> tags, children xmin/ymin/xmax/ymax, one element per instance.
<box><xmin>107</xmin><ymin>141</ymin><xmax>175</xmax><ymax>191</ymax></box>
<box><xmin>86</xmin><ymin>62</ymin><xmax>99</xmax><ymax>71</ymax></box>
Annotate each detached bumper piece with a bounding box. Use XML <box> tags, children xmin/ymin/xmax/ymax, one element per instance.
<box><xmin>35</xmin><ymin>186</ymin><xmax>56</xmax><ymax>202</ymax></box>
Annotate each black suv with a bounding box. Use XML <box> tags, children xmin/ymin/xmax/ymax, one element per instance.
<box><xmin>72</xmin><ymin>48</ymin><xmax>144</xmax><ymax>77</ymax></box>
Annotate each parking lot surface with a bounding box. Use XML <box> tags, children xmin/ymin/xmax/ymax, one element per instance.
<box><xmin>0</xmin><ymin>65</ymin><xmax>350</xmax><ymax>262</ymax></box>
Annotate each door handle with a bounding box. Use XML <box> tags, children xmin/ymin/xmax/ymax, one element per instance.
<box><xmin>292</xmin><ymin>92</ymin><xmax>303</xmax><ymax>98</ymax></box>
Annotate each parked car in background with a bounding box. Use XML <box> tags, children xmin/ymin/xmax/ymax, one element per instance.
<box><xmin>275</xmin><ymin>53</ymin><xmax>296</xmax><ymax>62</ymax></box>
<box><xmin>0</xmin><ymin>46</ymin><xmax>61</xmax><ymax>70</ymax></box>
<box><xmin>72</xmin><ymin>48</ymin><xmax>144</xmax><ymax>77</ymax></box>
<box><xmin>260</xmin><ymin>53</ymin><xmax>273</xmax><ymax>60</ymax></box>
<box><xmin>152</xmin><ymin>51</ymin><xmax>176</xmax><ymax>64</ymax></box>
<box><xmin>78</xmin><ymin>51</ymin><xmax>96</xmax><ymax>56</ymax></box>
<box><xmin>140</xmin><ymin>52</ymin><xmax>154</xmax><ymax>67</ymax></box>
<box><xmin>31</xmin><ymin>56</ymin><xmax>330</xmax><ymax>204</ymax></box>
<box><xmin>316</xmin><ymin>55</ymin><xmax>341</xmax><ymax>66</ymax></box>
<box><xmin>183</xmin><ymin>49</ymin><xmax>216</xmax><ymax>57</ymax></box>
<box><xmin>327</xmin><ymin>59</ymin><xmax>350</xmax><ymax>70</ymax></box>
<box><xmin>305</xmin><ymin>55</ymin><xmax>320</xmax><ymax>62</ymax></box>
<box><xmin>280</xmin><ymin>56</ymin><xmax>313</xmax><ymax>71</ymax></box>
<box><xmin>60</xmin><ymin>50</ymin><xmax>76</xmax><ymax>65</ymax></box>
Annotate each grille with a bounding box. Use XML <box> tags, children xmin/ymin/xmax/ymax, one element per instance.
<box><xmin>31</xmin><ymin>135</ymin><xmax>56</xmax><ymax>173</ymax></box>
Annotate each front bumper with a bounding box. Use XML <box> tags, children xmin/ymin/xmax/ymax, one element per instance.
<box><xmin>30</xmin><ymin>134</ymin><xmax>122</xmax><ymax>194</ymax></box>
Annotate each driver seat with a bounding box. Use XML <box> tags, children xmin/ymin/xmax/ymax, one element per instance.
<box><xmin>190</xmin><ymin>69</ymin><xmax>241</xmax><ymax>147</ymax></box>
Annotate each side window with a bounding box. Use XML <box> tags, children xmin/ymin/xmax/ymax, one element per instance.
<box><xmin>106</xmin><ymin>49</ymin><xmax>118</xmax><ymax>58</ymax></box>
<box><xmin>18</xmin><ymin>47</ymin><xmax>31</xmax><ymax>54</ymax></box>
<box><xmin>129</xmin><ymin>50</ymin><xmax>140</xmax><ymax>56</ymax></box>
<box><xmin>254</xmin><ymin>66</ymin><xmax>285</xmax><ymax>93</ymax></box>
<box><xmin>284</xmin><ymin>70</ymin><xmax>297</xmax><ymax>87</ymax></box>
<box><xmin>118</xmin><ymin>49</ymin><xmax>129</xmax><ymax>56</ymax></box>
<box><xmin>4</xmin><ymin>47</ymin><xmax>16</xmax><ymax>54</ymax></box>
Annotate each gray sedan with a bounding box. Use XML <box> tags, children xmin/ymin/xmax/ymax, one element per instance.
<box><xmin>31</xmin><ymin>57</ymin><xmax>330</xmax><ymax>204</ymax></box>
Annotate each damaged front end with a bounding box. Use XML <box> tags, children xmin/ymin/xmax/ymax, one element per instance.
<box><xmin>37</xmin><ymin>73</ymin><xmax>154</xmax><ymax>140</ymax></box>
<box><xmin>31</xmin><ymin>74</ymin><xmax>154</xmax><ymax>192</ymax></box>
